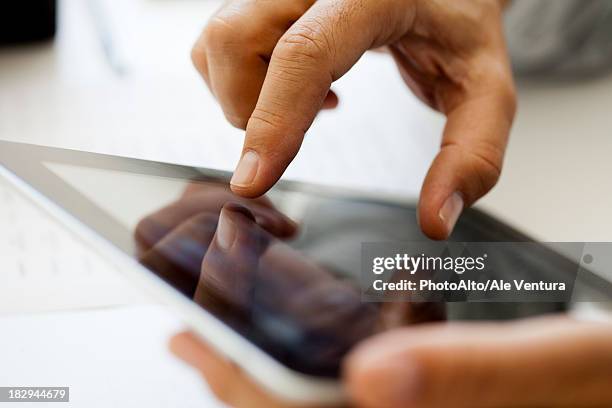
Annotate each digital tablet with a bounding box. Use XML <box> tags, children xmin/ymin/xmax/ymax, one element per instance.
<box><xmin>1</xmin><ymin>141</ymin><xmax>609</xmax><ymax>404</ymax></box>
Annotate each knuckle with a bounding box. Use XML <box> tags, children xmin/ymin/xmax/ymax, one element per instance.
<box><xmin>223</xmin><ymin>97</ymin><xmax>258</xmax><ymax>129</ymax></box>
<box><xmin>221</xmin><ymin>89</ymin><xmax>259</xmax><ymax>127</ymax></box>
<box><xmin>203</xmin><ymin>13</ymin><xmax>263</xmax><ymax>53</ymax></box>
<box><xmin>442</xmin><ymin>141</ymin><xmax>503</xmax><ymax>198</ymax></box>
<box><xmin>247</xmin><ymin>108</ymin><xmax>301</xmax><ymax>160</ymax></box>
<box><xmin>203</xmin><ymin>16</ymin><xmax>238</xmax><ymax>50</ymax></box>
<box><xmin>248</xmin><ymin>107</ymin><xmax>286</xmax><ymax>134</ymax></box>
<box><xmin>477</xmin><ymin>0</ymin><xmax>504</xmax><ymax>16</ymax></box>
<box><xmin>276</xmin><ymin>21</ymin><xmax>332</xmax><ymax>66</ymax></box>
<box><xmin>469</xmin><ymin>146</ymin><xmax>502</xmax><ymax>195</ymax></box>
<box><xmin>190</xmin><ymin>45</ymin><xmax>206</xmax><ymax>71</ymax></box>
<box><xmin>501</xmin><ymin>82</ymin><xmax>518</xmax><ymax>119</ymax></box>
<box><xmin>133</xmin><ymin>217</ymin><xmax>154</xmax><ymax>246</ymax></box>
<box><xmin>224</xmin><ymin>112</ymin><xmax>249</xmax><ymax>130</ymax></box>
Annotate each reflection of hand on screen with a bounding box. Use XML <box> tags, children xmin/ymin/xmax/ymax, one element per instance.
<box><xmin>196</xmin><ymin>202</ymin><xmax>380</xmax><ymax>369</ymax></box>
<box><xmin>134</xmin><ymin>182</ymin><xmax>297</xmax><ymax>255</ymax></box>
<box><xmin>137</xmin><ymin>182</ymin><xmax>445</xmax><ymax>377</ymax></box>
<box><xmin>135</xmin><ymin>182</ymin><xmax>296</xmax><ymax>297</ymax></box>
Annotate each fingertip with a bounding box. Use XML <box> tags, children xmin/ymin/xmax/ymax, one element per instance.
<box><xmin>221</xmin><ymin>202</ymin><xmax>257</xmax><ymax>222</ymax></box>
<box><xmin>419</xmin><ymin>190</ymin><xmax>464</xmax><ymax>240</ymax></box>
<box><xmin>418</xmin><ymin>151</ymin><xmax>468</xmax><ymax>240</ymax></box>
<box><xmin>214</xmin><ymin>202</ymin><xmax>259</xmax><ymax>251</ymax></box>
<box><xmin>322</xmin><ymin>90</ymin><xmax>339</xmax><ymax>110</ymax></box>
<box><xmin>215</xmin><ymin>208</ymin><xmax>237</xmax><ymax>251</ymax></box>
<box><xmin>230</xmin><ymin>150</ymin><xmax>260</xmax><ymax>191</ymax></box>
<box><xmin>418</xmin><ymin>200</ymin><xmax>452</xmax><ymax>241</ymax></box>
<box><xmin>438</xmin><ymin>192</ymin><xmax>463</xmax><ymax>236</ymax></box>
<box><xmin>229</xmin><ymin>183</ymin><xmax>265</xmax><ymax>198</ymax></box>
<box><xmin>229</xmin><ymin>148</ymin><xmax>286</xmax><ymax>198</ymax></box>
<box><xmin>224</xmin><ymin>113</ymin><xmax>249</xmax><ymax>130</ymax></box>
<box><xmin>168</xmin><ymin>331</ymin><xmax>189</xmax><ymax>351</ymax></box>
<box><xmin>280</xmin><ymin>216</ymin><xmax>299</xmax><ymax>238</ymax></box>
<box><xmin>229</xmin><ymin>168</ymin><xmax>284</xmax><ymax>199</ymax></box>
<box><xmin>169</xmin><ymin>331</ymin><xmax>200</xmax><ymax>362</ymax></box>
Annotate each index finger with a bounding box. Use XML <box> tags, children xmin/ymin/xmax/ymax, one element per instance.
<box><xmin>229</xmin><ymin>0</ymin><xmax>414</xmax><ymax>197</ymax></box>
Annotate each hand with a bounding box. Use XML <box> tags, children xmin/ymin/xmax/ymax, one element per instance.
<box><xmin>171</xmin><ymin>316</ymin><xmax>612</xmax><ymax>408</ymax></box>
<box><xmin>345</xmin><ymin>316</ymin><xmax>612</xmax><ymax>408</ymax></box>
<box><xmin>192</xmin><ymin>0</ymin><xmax>517</xmax><ymax>239</ymax></box>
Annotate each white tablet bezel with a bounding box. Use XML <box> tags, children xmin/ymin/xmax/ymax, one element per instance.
<box><xmin>0</xmin><ymin>141</ymin><xmax>359</xmax><ymax>404</ymax></box>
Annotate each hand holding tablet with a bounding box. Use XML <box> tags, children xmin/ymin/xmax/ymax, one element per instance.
<box><xmin>2</xmin><ymin>142</ymin><xmax>609</xmax><ymax>405</ymax></box>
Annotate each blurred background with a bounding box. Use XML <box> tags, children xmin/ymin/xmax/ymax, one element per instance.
<box><xmin>1</xmin><ymin>0</ymin><xmax>611</xmax><ymax>242</ymax></box>
<box><xmin>0</xmin><ymin>1</ymin><xmax>611</xmax><ymax>406</ymax></box>
<box><xmin>2</xmin><ymin>0</ymin><xmax>612</xmax><ymax>240</ymax></box>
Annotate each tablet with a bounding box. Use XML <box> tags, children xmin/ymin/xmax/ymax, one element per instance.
<box><xmin>1</xmin><ymin>141</ymin><xmax>609</xmax><ymax>404</ymax></box>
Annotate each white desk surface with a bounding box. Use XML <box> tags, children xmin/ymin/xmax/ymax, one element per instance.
<box><xmin>0</xmin><ymin>305</ymin><xmax>224</xmax><ymax>407</ymax></box>
<box><xmin>1</xmin><ymin>1</ymin><xmax>611</xmax><ymax>406</ymax></box>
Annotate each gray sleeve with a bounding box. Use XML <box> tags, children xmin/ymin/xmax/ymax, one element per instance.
<box><xmin>504</xmin><ymin>0</ymin><xmax>612</xmax><ymax>77</ymax></box>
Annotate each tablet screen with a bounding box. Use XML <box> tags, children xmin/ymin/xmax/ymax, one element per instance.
<box><xmin>0</xmin><ymin>142</ymin><xmax>580</xmax><ymax>378</ymax></box>
<box><xmin>43</xmin><ymin>161</ymin><xmax>449</xmax><ymax>377</ymax></box>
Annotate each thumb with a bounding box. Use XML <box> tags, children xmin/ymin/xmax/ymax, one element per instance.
<box><xmin>344</xmin><ymin>317</ymin><xmax>612</xmax><ymax>408</ymax></box>
<box><xmin>230</xmin><ymin>0</ymin><xmax>414</xmax><ymax>197</ymax></box>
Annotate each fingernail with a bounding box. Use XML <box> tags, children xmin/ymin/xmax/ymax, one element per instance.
<box><xmin>230</xmin><ymin>150</ymin><xmax>259</xmax><ymax>188</ymax></box>
<box><xmin>216</xmin><ymin>210</ymin><xmax>236</xmax><ymax>251</ymax></box>
<box><xmin>439</xmin><ymin>192</ymin><xmax>464</xmax><ymax>237</ymax></box>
